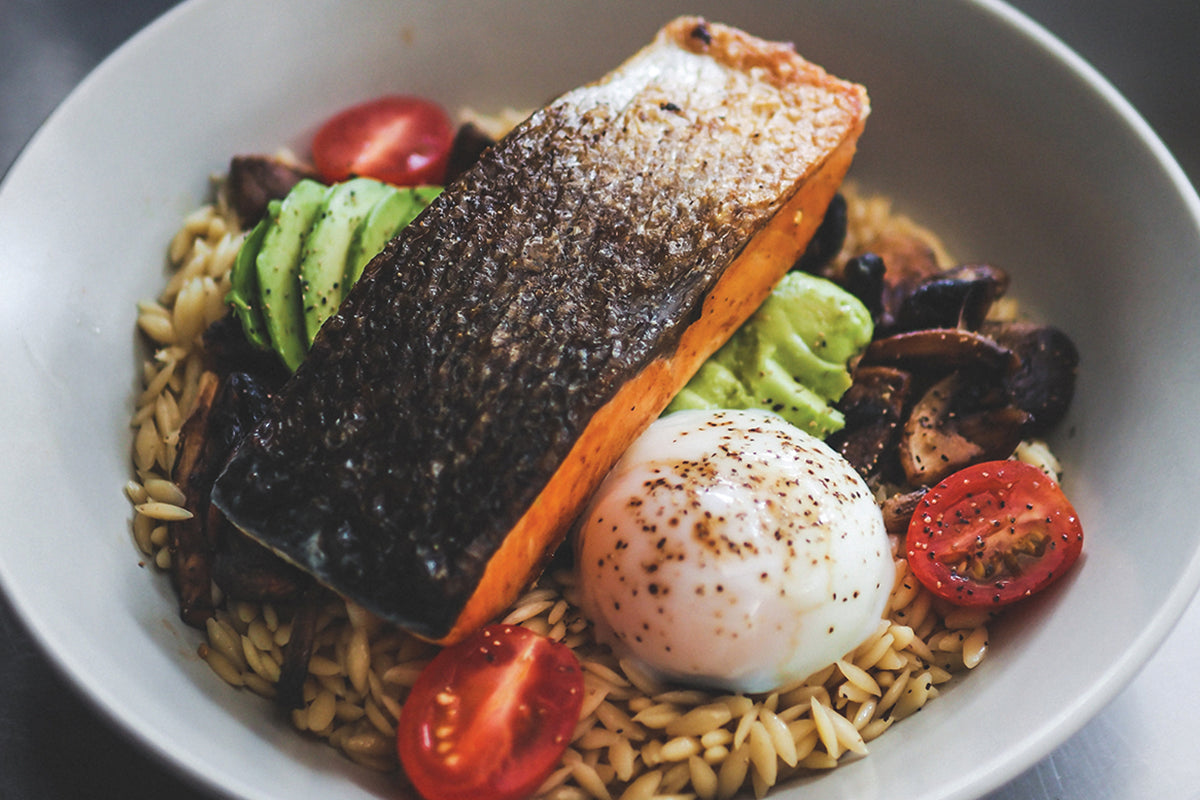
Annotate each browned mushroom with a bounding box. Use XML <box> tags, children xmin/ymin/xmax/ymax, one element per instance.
<box><xmin>170</xmin><ymin>369</ymin><xmax>283</xmax><ymax>627</ymax></box>
<box><xmin>211</xmin><ymin>515</ymin><xmax>309</xmax><ymax>604</ymax></box>
<box><xmin>171</xmin><ymin>371</ymin><xmax>222</xmax><ymax>627</ymax></box>
<box><xmin>870</xmin><ymin>231</ymin><xmax>943</xmax><ymax>326</ymax></box>
<box><xmin>201</xmin><ymin>314</ymin><xmax>290</xmax><ymax>387</ymax></box>
<box><xmin>821</xmin><ymin>231</ymin><xmax>942</xmax><ymax>331</ymax></box>
<box><xmin>445</xmin><ymin>122</ymin><xmax>497</xmax><ymax>184</ymax></box>
<box><xmin>891</xmin><ymin>264</ymin><xmax>1010</xmax><ymax>333</ymax></box>
<box><xmin>275</xmin><ymin>587</ymin><xmax>322</xmax><ymax>710</ymax></box>
<box><xmin>881</xmin><ymin>487</ymin><xmax>928</xmax><ymax>537</ymax></box>
<box><xmin>870</xmin><ymin>231</ymin><xmax>942</xmax><ymax>285</ymax></box>
<box><xmin>899</xmin><ymin>372</ymin><xmax>1031</xmax><ymax>486</ymax></box>
<box><xmin>169</xmin><ymin>360</ymin><xmax>318</xmax><ymax>718</ymax></box>
<box><xmin>226</xmin><ymin>154</ymin><xmax>321</xmax><ymax>228</ymax></box>
<box><xmin>982</xmin><ymin>321</ymin><xmax>1079</xmax><ymax>434</ymax></box>
<box><xmin>861</xmin><ymin>328</ymin><xmax>1020</xmax><ymax>375</ymax></box>
<box><xmin>829</xmin><ymin>365</ymin><xmax>912</xmax><ymax>479</ymax></box>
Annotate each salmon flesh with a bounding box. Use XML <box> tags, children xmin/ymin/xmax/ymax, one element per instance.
<box><xmin>212</xmin><ymin>17</ymin><xmax>870</xmax><ymax>643</ymax></box>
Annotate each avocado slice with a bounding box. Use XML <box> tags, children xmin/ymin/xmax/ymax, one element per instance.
<box><xmin>256</xmin><ymin>178</ymin><xmax>326</xmax><ymax>372</ymax></box>
<box><xmin>227</xmin><ymin>206</ymin><xmax>273</xmax><ymax>350</ymax></box>
<box><xmin>232</xmin><ymin>178</ymin><xmax>442</xmax><ymax>372</ymax></box>
<box><xmin>345</xmin><ymin>185</ymin><xmax>443</xmax><ymax>285</ymax></box>
<box><xmin>299</xmin><ymin>177</ymin><xmax>394</xmax><ymax>344</ymax></box>
<box><xmin>345</xmin><ymin>186</ymin><xmax>399</xmax><ymax>284</ymax></box>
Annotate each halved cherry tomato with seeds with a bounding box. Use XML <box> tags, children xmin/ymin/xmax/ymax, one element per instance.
<box><xmin>311</xmin><ymin>95</ymin><xmax>454</xmax><ymax>187</ymax></box>
<box><xmin>396</xmin><ymin>624</ymin><xmax>584</xmax><ymax>800</ymax></box>
<box><xmin>906</xmin><ymin>460</ymin><xmax>1083</xmax><ymax>607</ymax></box>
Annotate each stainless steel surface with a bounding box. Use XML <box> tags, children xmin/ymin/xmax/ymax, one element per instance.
<box><xmin>2</xmin><ymin>1</ymin><xmax>1198</xmax><ymax>797</ymax></box>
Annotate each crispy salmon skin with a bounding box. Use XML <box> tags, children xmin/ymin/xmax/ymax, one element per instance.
<box><xmin>212</xmin><ymin>17</ymin><xmax>869</xmax><ymax>643</ymax></box>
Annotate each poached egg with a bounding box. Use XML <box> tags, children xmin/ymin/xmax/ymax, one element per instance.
<box><xmin>575</xmin><ymin>408</ymin><xmax>894</xmax><ymax>693</ymax></box>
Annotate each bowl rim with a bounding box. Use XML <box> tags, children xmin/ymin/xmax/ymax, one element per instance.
<box><xmin>3</xmin><ymin>1</ymin><xmax>1200</xmax><ymax>799</ymax></box>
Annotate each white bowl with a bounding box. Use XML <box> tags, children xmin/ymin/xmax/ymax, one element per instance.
<box><xmin>2</xmin><ymin>1</ymin><xmax>1199</xmax><ymax>799</ymax></box>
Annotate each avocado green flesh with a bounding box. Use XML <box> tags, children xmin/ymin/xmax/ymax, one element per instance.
<box><xmin>347</xmin><ymin>185</ymin><xmax>442</xmax><ymax>285</ymax></box>
<box><xmin>227</xmin><ymin>178</ymin><xmax>443</xmax><ymax>372</ymax></box>
<box><xmin>227</xmin><ymin>209</ymin><xmax>272</xmax><ymax>350</ymax></box>
<box><xmin>665</xmin><ymin>271</ymin><xmax>873</xmax><ymax>438</ymax></box>
<box><xmin>256</xmin><ymin>179</ymin><xmax>327</xmax><ymax>372</ymax></box>
<box><xmin>300</xmin><ymin>178</ymin><xmax>395</xmax><ymax>344</ymax></box>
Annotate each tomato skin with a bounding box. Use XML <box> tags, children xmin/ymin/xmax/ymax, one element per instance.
<box><xmin>311</xmin><ymin>96</ymin><xmax>454</xmax><ymax>187</ymax></box>
<box><xmin>397</xmin><ymin>625</ymin><xmax>584</xmax><ymax>800</ymax></box>
<box><xmin>906</xmin><ymin>460</ymin><xmax>1083</xmax><ymax>607</ymax></box>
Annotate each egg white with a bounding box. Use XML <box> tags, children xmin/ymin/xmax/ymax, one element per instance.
<box><xmin>575</xmin><ymin>408</ymin><xmax>894</xmax><ymax>693</ymax></box>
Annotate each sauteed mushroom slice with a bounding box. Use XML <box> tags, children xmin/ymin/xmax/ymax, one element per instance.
<box><xmin>900</xmin><ymin>373</ymin><xmax>982</xmax><ymax>486</ymax></box>
<box><xmin>202</xmin><ymin>314</ymin><xmax>290</xmax><ymax>385</ymax></box>
<box><xmin>276</xmin><ymin>586</ymin><xmax>323</xmax><ymax>711</ymax></box>
<box><xmin>829</xmin><ymin>365</ymin><xmax>912</xmax><ymax>479</ymax></box>
<box><xmin>881</xmin><ymin>488</ymin><xmax>928</xmax><ymax>537</ymax></box>
<box><xmin>956</xmin><ymin>404</ymin><xmax>1034</xmax><ymax>453</ymax></box>
<box><xmin>445</xmin><ymin>122</ymin><xmax>497</xmax><ymax>183</ymax></box>
<box><xmin>891</xmin><ymin>264</ymin><xmax>1010</xmax><ymax>333</ymax></box>
<box><xmin>226</xmin><ymin>154</ymin><xmax>321</xmax><ymax>228</ymax></box>
<box><xmin>211</xmin><ymin>515</ymin><xmax>309</xmax><ymax>604</ymax></box>
<box><xmin>171</xmin><ymin>370</ymin><xmax>278</xmax><ymax>627</ymax></box>
<box><xmin>982</xmin><ymin>321</ymin><xmax>1079</xmax><ymax>434</ymax></box>
<box><xmin>899</xmin><ymin>371</ymin><xmax>1031</xmax><ymax>486</ymax></box>
<box><xmin>870</xmin><ymin>231</ymin><xmax>943</xmax><ymax>328</ymax></box>
<box><xmin>171</xmin><ymin>371</ymin><xmax>222</xmax><ymax>627</ymax></box>
<box><xmin>861</xmin><ymin>328</ymin><xmax>1020</xmax><ymax>375</ymax></box>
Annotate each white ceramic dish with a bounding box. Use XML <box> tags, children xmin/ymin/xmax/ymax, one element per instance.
<box><xmin>2</xmin><ymin>1</ymin><xmax>1199</xmax><ymax>799</ymax></box>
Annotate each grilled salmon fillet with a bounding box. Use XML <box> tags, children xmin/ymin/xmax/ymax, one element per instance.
<box><xmin>212</xmin><ymin>16</ymin><xmax>870</xmax><ymax>644</ymax></box>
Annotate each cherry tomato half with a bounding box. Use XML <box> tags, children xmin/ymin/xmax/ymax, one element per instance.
<box><xmin>311</xmin><ymin>95</ymin><xmax>454</xmax><ymax>187</ymax></box>
<box><xmin>397</xmin><ymin>624</ymin><xmax>584</xmax><ymax>800</ymax></box>
<box><xmin>906</xmin><ymin>460</ymin><xmax>1083</xmax><ymax>607</ymax></box>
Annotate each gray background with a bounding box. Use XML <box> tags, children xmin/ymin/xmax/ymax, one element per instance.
<box><xmin>2</xmin><ymin>1</ymin><xmax>1198</xmax><ymax>798</ymax></box>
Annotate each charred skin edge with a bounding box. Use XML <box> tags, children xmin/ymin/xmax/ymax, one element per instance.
<box><xmin>213</xmin><ymin>17</ymin><xmax>869</xmax><ymax>645</ymax></box>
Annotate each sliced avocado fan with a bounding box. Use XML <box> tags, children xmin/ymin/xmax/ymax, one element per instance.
<box><xmin>226</xmin><ymin>177</ymin><xmax>442</xmax><ymax>372</ymax></box>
